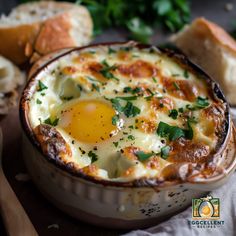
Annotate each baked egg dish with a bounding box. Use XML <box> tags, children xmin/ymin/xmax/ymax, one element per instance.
<box><xmin>25</xmin><ymin>43</ymin><xmax>228</xmax><ymax>183</ymax></box>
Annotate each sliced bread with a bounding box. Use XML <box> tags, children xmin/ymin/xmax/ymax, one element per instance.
<box><xmin>0</xmin><ymin>1</ymin><xmax>93</xmax><ymax>65</ymax></box>
<box><xmin>171</xmin><ymin>17</ymin><xmax>236</xmax><ymax>105</ymax></box>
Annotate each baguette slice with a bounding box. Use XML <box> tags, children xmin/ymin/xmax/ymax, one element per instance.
<box><xmin>171</xmin><ymin>17</ymin><xmax>236</xmax><ymax>105</ymax></box>
<box><xmin>0</xmin><ymin>55</ymin><xmax>25</xmax><ymax>114</ymax></box>
<box><xmin>0</xmin><ymin>1</ymin><xmax>93</xmax><ymax>65</ymax></box>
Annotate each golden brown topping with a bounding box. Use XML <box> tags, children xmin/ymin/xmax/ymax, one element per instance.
<box><xmin>169</xmin><ymin>138</ymin><xmax>210</xmax><ymax>163</ymax></box>
<box><xmin>145</xmin><ymin>156</ymin><xmax>160</xmax><ymax>169</ymax></box>
<box><xmin>136</xmin><ymin>117</ymin><xmax>157</xmax><ymax>133</ymax></box>
<box><xmin>118</xmin><ymin>60</ymin><xmax>157</xmax><ymax>78</ymax></box>
<box><xmin>122</xmin><ymin>146</ymin><xmax>139</xmax><ymax>161</ymax></box>
<box><xmin>203</xmin><ymin>103</ymin><xmax>225</xmax><ymax>131</ymax></box>
<box><xmin>161</xmin><ymin>163</ymin><xmax>197</xmax><ymax>181</ymax></box>
<box><xmin>73</xmin><ymin>52</ymin><xmax>95</xmax><ymax>63</ymax></box>
<box><xmin>151</xmin><ymin>97</ymin><xmax>174</xmax><ymax>112</ymax></box>
<box><xmin>81</xmin><ymin>164</ymin><xmax>99</xmax><ymax>177</ymax></box>
<box><xmin>34</xmin><ymin>124</ymin><xmax>72</xmax><ymax>160</ymax></box>
<box><xmin>117</xmin><ymin>51</ymin><xmax>132</xmax><ymax>61</ymax></box>
<box><xmin>61</xmin><ymin>66</ymin><xmax>78</xmax><ymax>75</ymax></box>
<box><xmin>161</xmin><ymin>77</ymin><xmax>198</xmax><ymax>102</ymax></box>
<box><xmin>83</xmin><ymin>61</ymin><xmax>106</xmax><ymax>82</ymax></box>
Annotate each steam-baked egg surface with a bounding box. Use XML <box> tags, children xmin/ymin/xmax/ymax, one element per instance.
<box><xmin>27</xmin><ymin>45</ymin><xmax>227</xmax><ymax>182</ymax></box>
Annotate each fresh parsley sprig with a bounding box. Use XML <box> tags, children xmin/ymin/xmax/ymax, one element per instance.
<box><xmin>77</xmin><ymin>0</ymin><xmax>190</xmax><ymax>43</ymax></box>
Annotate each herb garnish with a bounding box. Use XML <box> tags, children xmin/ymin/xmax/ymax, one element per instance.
<box><xmin>88</xmin><ymin>151</ymin><xmax>98</xmax><ymax>163</ymax></box>
<box><xmin>184</xmin><ymin>69</ymin><xmax>189</xmax><ymax>79</ymax></box>
<box><xmin>110</xmin><ymin>98</ymin><xmax>140</xmax><ymax>118</ymax></box>
<box><xmin>173</xmin><ymin>82</ymin><xmax>180</xmax><ymax>90</ymax></box>
<box><xmin>100</xmin><ymin>60</ymin><xmax>119</xmax><ymax>81</ymax></box>
<box><xmin>168</xmin><ymin>109</ymin><xmax>178</xmax><ymax>119</ymax></box>
<box><xmin>78</xmin><ymin>0</ymin><xmax>190</xmax><ymax>42</ymax></box>
<box><xmin>36</xmin><ymin>99</ymin><xmax>42</xmax><ymax>104</ymax></box>
<box><xmin>135</xmin><ymin>151</ymin><xmax>154</xmax><ymax>161</ymax></box>
<box><xmin>128</xmin><ymin>135</ymin><xmax>135</xmax><ymax>140</ymax></box>
<box><xmin>156</xmin><ymin>121</ymin><xmax>193</xmax><ymax>141</ymax></box>
<box><xmin>123</xmin><ymin>101</ymin><xmax>141</xmax><ymax>117</ymax></box>
<box><xmin>44</xmin><ymin>117</ymin><xmax>59</xmax><ymax>126</ymax></box>
<box><xmin>152</xmin><ymin>77</ymin><xmax>157</xmax><ymax>83</ymax></box>
<box><xmin>113</xmin><ymin>141</ymin><xmax>119</xmax><ymax>147</ymax></box>
<box><xmin>116</xmin><ymin>96</ymin><xmax>137</xmax><ymax>101</ymax></box>
<box><xmin>37</xmin><ymin>81</ymin><xmax>48</xmax><ymax>91</ymax></box>
<box><xmin>186</xmin><ymin>96</ymin><xmax>210</xmax><ymax>110</ymax></box>
<box><xmin>160</xmin><ymin>146</ymin><xmax>170</xmax><ymax>159</ymax></box>
<box><xmin>112</xmin><ymin>115</ymin><xmax>119</xmax><ymax>125</ymax></box>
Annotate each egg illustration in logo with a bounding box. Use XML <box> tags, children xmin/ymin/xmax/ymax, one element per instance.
<box><xmin>198</xmin><ymin>201</ymin><xmax>214</xmax><ymax>218</ymax></box>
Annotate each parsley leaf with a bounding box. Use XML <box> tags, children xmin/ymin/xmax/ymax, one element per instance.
<box><xmin>88</xmin><ymin>151</ymin><xmax>98</xmax><ymax>163</ymax></box>
<box><xmin>156</xmin><ymin>121</ymin><xmax>192</xmax><ymax>141</ymax></box>
<box><xmin>184</xmin><ymin>69</ymin><xmax>189</xmax><ymax>79</ymax></box>
<box><xmin>126</xmin><ymin>17</ymin><xmax>153</xmax><ymax>43</ymax></box>
<box><xmin>36</xmin><ymin>99</ymin><xmax>42</xmax><ymax>104</ymax></box>
<box><xmin>128</xmin><ymin>135</ymin><xmax>135</xmax><ymax>140</ymax></box>
<box><xmin>195</xmin><ymin>96</ymin><xmax>210</xmax><ymax>108</ymax></box>
<box><xmin>123</xmin><ymin>101</ymin><xmax>141</xmax><ymax>118</ymax></box>
<box><xmin>38</xmin><ymin>81</ymin><xmax>48</xmax><ymax>92</ymax></box>
<box><xmin>110</xmin><ymin>99</ymin><xmax>140</xmax><ymax>118</ymax></box>
<box><xmin>168</xmin><ymin>109</ymin><xmax>178</xmax><ymax>119</ymax></box>
<box><xmin>100</xmin><ymin>60</ymin><xmax>119</xmax><ymax>81</ymax></box>
<box><xmin>160</xmin><ymin>145</ymin><xmax>170</xmax><ymax>159</ymax></box>
<box><xmin>135</xmin><ymin>151</ymin><xmax>154</xmax><ymax>161</ymax></box>
<box><xmin>112</xmin><ymin>115</ymin><xmax>119</xmax><ymax>125</ymax></box>
<box><xmin>186</xmin><ymin>97</ymin><xmax>210</xmax><ymax>110</ymax></box>
<box><xmin>44</xmin><ymin>117</ymin><xmax>59</xmax><ymax>126</ymax></box>
<box><xmin>116</xmin><ymin>96</ymin><xmax>137</xmax><ymax>101</ymax></box>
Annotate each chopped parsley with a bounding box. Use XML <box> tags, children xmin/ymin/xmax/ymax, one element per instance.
<box><xmin>60</xmin><ymin>96</ymin><xmax>74</xmax><ymax>101</ymax></box>
<box><xmin>112</xmin><ymin>115</ymin><xmax>119</xmax><ymax>125</ymax></box>
<box><xmin>36</xmin><ymin>99</ymin><xmax>42</xmax><ymax>104</ymax></box>
<box><xmin>168</xmin><ymin>109</ymin><xmax>178</xmax><ymax>119</ymax></box>
<box><xmin>100</xmin><ymin>60</ymin><xmax>119</xmax><ymax>81</ymax></box>
<box><xmin>195</xmin><ymin>96</ymin><xmax>210</xmax><ymax>108</ymax></box>
<box><xmin>160</xmin><ymin>146</ymin><xmax>170</xmax><ymax>159</ymax></box>
<box><xmin>113</xmin><ymin>141</ymin><xmax>119</xmax><ymax>147</ymax></box>
<box><xmin>156</xmin><ymin>121</ymin><xmax>193</xmax><ymax>141</ymax></box>
<box><xmin>110</xmin><ymin>99</ymin><xmax>140</xmax><ymax>118</ymax></box>
<box><xmin>186</xmin><ymin>96</ymin><xmax>210</xmax><ymax>110</ymax></box>
<box><xmin>44</xmin><ymin>117</ymin><xmax>59</xmax><ymax>126</ymax></box>
<box><xmin>184</xmin><ymin>69</ymin><xmax>189</xmax><ymax>79</ymax></box>
<box><xmin>152</xmin><ymin>77</ymin><xmax>157</xmax><ymax>83</ymax></box>
<box><xmin>135</xmin><ymin>151</ymin><xmax>154</xmax><ymax>162</ymax></box>
<box><xmin>123</xmin><ymin>101</ymin><xmax>141</xmax><ymax>117</ymax></box>
<box><xmin>128</xmin><ymin>135</ymin><xmax>135</xmax><ymax>140</ymax></box>
<box><xmin>123</xmin><ymin>86</ymin><xmax>142</xmax><ymax>94</ymax></box>
<box><xmin>116</xmin><ymin>96</ymin><xmax>137</xmax><ymax>101</ymax></box>
<box><xmin>173</xmin><ymin>82</ymin><xmax>180</xmax><ymax>90</ymax></box>
<box><xmin>108</xmin><ymin>47</ymin><xmax>116</xmax><ymax>54</ymax></box>
<box><xmin>37</xmin><ymin>81</ymin><xmax>48</xmax><ymax>91</ymax></box>
<box><xmin>88</xmin><ymin>150</ymin><xmax>98</xmax><ymax>163</ymax></box>
<box><xmin>92</xmin><ymin>83</ymin><xmax>100</xmax><ymax>92</ymax></box>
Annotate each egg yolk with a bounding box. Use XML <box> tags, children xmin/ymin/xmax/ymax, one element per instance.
<box><xmin>60</xmin><ymin>100</ymin><xmax>119</xmax><ymax>143</ymax></box>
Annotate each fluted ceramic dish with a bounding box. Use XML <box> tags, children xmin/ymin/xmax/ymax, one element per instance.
<box><xmin>20</xmin><ymin>42</ymin><xmax>236</xmax><ymax>229</ymax></box>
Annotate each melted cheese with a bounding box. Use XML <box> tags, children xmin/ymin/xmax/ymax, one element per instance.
<box><xmin>28</xmin><ymin>45</ymin><xmax>225</xmax><ymax>182</ymax></box>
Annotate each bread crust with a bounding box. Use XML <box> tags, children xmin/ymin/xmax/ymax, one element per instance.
<box><xmin>172</xmin><ymin>17</ymin><xmax>236</xmax><ymax>105</ymax></box>
<box><xmin>0</xmin><ymin>1</ymin><xmax>93</xmax><ymax>65</ymax></box>
<box><xmin>192</xmin><ymin>18</ymin><xmax>236</xmax><ymax>55</ymax></box>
